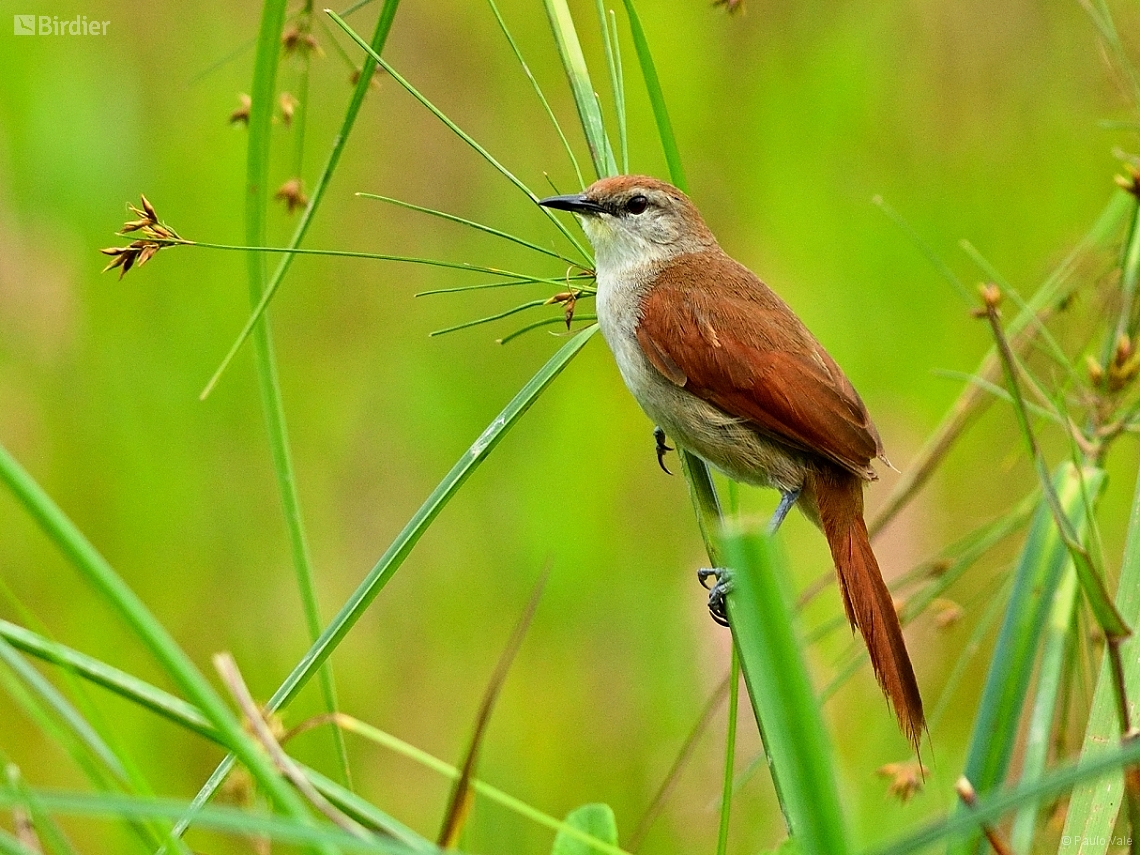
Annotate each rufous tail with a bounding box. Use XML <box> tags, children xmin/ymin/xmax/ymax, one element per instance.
<box><xmin>811</xmin><ymin>470</ymin><xmax>925</xmax><ymax>753</ymax></box>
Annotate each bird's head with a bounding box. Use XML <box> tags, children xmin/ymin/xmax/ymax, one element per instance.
<box><xmin>539</xmin><ymin>175</ymin><xmax>717</xmax><ymax>271</ymax></box>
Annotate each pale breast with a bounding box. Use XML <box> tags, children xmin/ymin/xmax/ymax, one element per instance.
<box><xmin>594</xmin><ymin>267</ymin><xmax>809</xmax><ymax>492</ymax></box>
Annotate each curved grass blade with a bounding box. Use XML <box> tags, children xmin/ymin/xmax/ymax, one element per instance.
<box><xmin>430</xmin><ymin>299</ymin><xmax>549</xmax><ymax>337</ymax></box>
<box><xmin>618</xmin><ymin>0</ymin><xmax>685</xmax><ymax>191</ymax></box>
<box><xmin>722</xmin><ymin>528</ymin><xmax>849</xmax><ymax>855</ymax></box>
<box><xmin>200</xmin><ymin>0</ymin><xmax>401</xmax><ymax>400</ymax></box>
<box><xmin>326</xmin><ymin>10</ymin><xmax>591</xmax><ymax>264</ymax></box>
<box><xmin>486</xmin><ymin>0</ymin><xmax>585</xmax><ymax>189</ymax></box>
<box><xmin>178</xmin><ymin>324</ymin><xmax>600</xmax><ymax>835</ymax></box>
<box><xmin>543</xmin><ymin>0</ymin><xmax>617</xmax><ymax>179</ymax></box>
<box><xmin>497</xmin><ymin>314</ymin><xmax>597</xmax><ymax>344</ymax></box>
<box><xmin>357</xmin><ymin>193</ymin><xmax>584</xmax><ymax>266</ymax></box>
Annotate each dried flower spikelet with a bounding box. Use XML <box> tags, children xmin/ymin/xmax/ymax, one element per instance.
<box><xmin>712</xmin><ymin>0</ymin><xmax>745</xmax><ymax>13</ymax></box>
<box><xmin>1115</xmin><ymin>162</ymin><xmax>1140</xmax><ymax>198</ymax></box>
<box><xmin>221</xmin><ymin>765</ymin><xmax>256</xmax><ymax>806</ymax></box>
<box><xmin>349</xmin><ymin>66</ymin><xmax>383</xmax><ymax>89</ymax></box>
<box><xmin>101</xmin><ymin>195</ymin><xmax>180</xmax><ymax>278</ymax></box>
<box><xmin>1086</xmin><ymin>354</ymin><xmax>1105</xmax><ymax>387</ymax></box>
<box><xmin>980</xmin><ymin>283</ymin><xmax>1002</xmax><ymax>308</ymax></box>
<box><xmin>274</xmin><ymin>177</ymin><xmax>309</xmax><ymax>214</ymax></box>
<box><xmin>877</xmin><ymin>761</ymin><xmax>928</xmax><ymax>803</ymax></box>
<box><xmin>933</xmin><ymin>598</ymin><xmax>964</xmax><ymax>629</ymax></box>
<box><xmin>1108</xmin><ymin>333</ymin><xmax>1140</xmax><ymax>391</ymax></box>
<box><xmin>278</xmin><ymin>92</ymin><xmax>298</xmax><ymax>126</ymax></box>
<box><xmin>955</xmin><ymin>776</ymin><xmax>979</xmax><ymax>805</ymax></box>
<box><xmin>229</xmin><ymin>93</ymin><xmax>252</xmax><ymax>125</ymax></box>
<box><xmin>281</xmin><ymin>23</ymin><xmax>320</xmax><ymax>56</ymax></box>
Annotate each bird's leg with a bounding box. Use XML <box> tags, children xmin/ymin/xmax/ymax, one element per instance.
<box><xmin>767</xmin><ymin>486</ymin><xmax>801</xmax><ymax>534</ymax></box>
<box><xmin>654</xmin><ymin>426</ymin><xmax>674</xmax><ymax>475</ymax></box>
<box><xmin>698</xmin><ymin>487</ymin><xmax>802</xmax><ymax>626</ymax></box>
<box><xmin>698</xmin><ymin>568</ymin><xmax>731</xmax><ymax>626</ymax></box>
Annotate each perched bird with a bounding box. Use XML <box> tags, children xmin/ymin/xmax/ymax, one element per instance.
<box><xmin>540</xmin><ymin>176</ymin><xmax>924</xmax><ymax>750</ymax></box>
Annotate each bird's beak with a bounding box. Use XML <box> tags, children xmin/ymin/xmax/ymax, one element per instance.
<box><xmin>538</xmin><ymin>193</ymin><xmax>606</xmax><ymax>215</ymax></box>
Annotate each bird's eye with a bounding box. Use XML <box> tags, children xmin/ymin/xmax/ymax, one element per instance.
<box><xmin>625</xmin><ymin>195</ymin><xmax>649</xmax><ymax>215</ymax></box>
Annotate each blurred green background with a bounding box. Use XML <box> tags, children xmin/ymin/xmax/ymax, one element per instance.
<box><xmin>2</xmin><ymin>0</ymin><xmax>1139</xmax><ymax>851</ymax></box>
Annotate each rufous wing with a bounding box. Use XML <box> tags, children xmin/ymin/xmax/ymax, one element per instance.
<box><xmin>634</xmin><ymin>252</ymin><xmax>883</xmax><ymax>478</ymax></box>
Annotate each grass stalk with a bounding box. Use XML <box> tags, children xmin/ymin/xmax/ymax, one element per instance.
<box><xmin>240</xmin><ymin>0</ymin><xmax>351</xmax><ymax>794</ymax></box>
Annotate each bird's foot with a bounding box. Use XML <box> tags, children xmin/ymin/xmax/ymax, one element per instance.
<box><xmin>698</xmin><ymin>567</ymin><xmax>732</xmax><ymax>626</ymax></box>
<box><xmin>654</xmin><ymin>426</ymin><xmax>674</xmax><ymax>475</ymax></box>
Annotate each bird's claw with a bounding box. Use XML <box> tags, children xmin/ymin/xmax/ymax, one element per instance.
<box><xmin>654</xmin><ymin>426</ymin><xmax>674</xmax><ymax>475</ymax></box>
<box><xmin>698</xmin><ymin>568</ymin><xmax>732</xmax><ymax>626</ymax></box>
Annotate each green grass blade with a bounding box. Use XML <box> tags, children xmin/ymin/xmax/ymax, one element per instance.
<box><xmin>1008</xmin><ymin>562</ymin><xmax>1079</xmax><ymax>851</ymax></box>
<box><xmin>0</xmin><ymin>444</ymin><xmax>324</xmax><ymax>841</ymax></box>
<box><xmin>716</xmin><ymin>651</ymin><xmax>739</xmax><ymax>855</ymax></box>
<box><xmin>948</xmin><ymin>462</ymin><xmax>1105</xmax><ymax>855</ymax></box>
<box><xmin>357</xmin><ymin>193</ymin><xmax>584</xmax><ymax>266</ymax></box>
<box><xmin>595</xmin><ymin>0</ymin><xmax>623</xmax><ymax>176</ymax></box>
<box><xmin>608</xmin><ymin>11</ymin><xmax>627</xmax><ymax>175</ymax></box>
<box><xmin>0</xmin><ymin>789</ymin><xmax>420</xmax><ymax>855</ymax></box>
<box><xmin>200</xmin><ymin>0</ymin><xmax>402</xmax><ymax>399</ymax></box>
<box><xmin>723</xmin><ymin>528</ymin><xmax>849</xmax><ymax>855</ymax></box>
<box><xmin>178</xmin><ymin>324</ymin><xmax>600</xmax><ymax>833</ymax></box>
<box><xmin>0</xmin><ymin>638</ymin><xmax>126</xmax><ymax>784</ymax></box>
<box><xmin>0</xmin><ymin>621</ymin><xmax>432</xmax><ymax>849</ymax></box>
<box><xmin>485</xmin><ymin>0</ymin><xmax>585</xmax><ymax>189</ymax></box>
<box><xmin>1061</xmin><ymin>459</ymin><xmax>1140</xmax><ymax>852</ymax></box>
<box><xmin>497</xmin><ymin>314</ymin><xmax>597</xmax><ymax>344</ymax></box>
<box><xmin>331</xmin><ymin>717</ymin><xmax>630</xmax><ymax>855</ymax></box>
<box><xmin>618</xmin><ymin>0</ymin><xmax>685</xmax><ymax>190</ymax></box>
<box><xmin>326</xmin><ymin>10</ymin><xmax>591</xmax><ymax>262</ymax></box>
<box><xmin>0</xmin><ymin>620</ymin><xmax>214</xmax><ymax>739</ymax></box>
<box><xmin>242</xmin><ymin>0</ymin><xmax>351</xmax><ymax>797</ymax></box>
<box><xmin>430</xmin><ymin>299</ymin><xmax>549</xmax><ymax>337</ymax></box>
<box><xmin>542</xmin><ymin>0</ymin><xmax>617</xmax><ymax>178</ymax></box>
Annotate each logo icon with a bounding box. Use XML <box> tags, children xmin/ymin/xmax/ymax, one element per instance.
<box><xmin>13</xmin><ymin>14</ymin><xmax>35</xmax><ymax>35</ymax></box>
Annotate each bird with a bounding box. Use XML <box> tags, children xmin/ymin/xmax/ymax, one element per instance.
<box><xmin>539</xmin><ymin>175</ymin><xmax>924</xmax><ymax>751</ymax></box>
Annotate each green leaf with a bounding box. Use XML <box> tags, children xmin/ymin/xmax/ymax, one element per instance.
<box><xmin>722</xmin><ymin>528</ymin><xmax>849</xmax><ymax>855</ymax></box>
<box><xmin>551</xmin><ymin>804</ymin><xmax>619</xmax><ymax>855</ymax></box>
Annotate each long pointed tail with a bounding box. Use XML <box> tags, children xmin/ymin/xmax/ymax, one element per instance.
<box><xmin>811</xmin><ymin>470</ymin><xmax>925</xmax><ymax>752</ymax></box>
